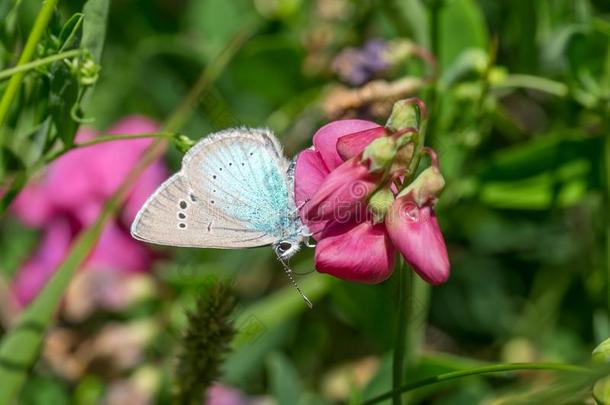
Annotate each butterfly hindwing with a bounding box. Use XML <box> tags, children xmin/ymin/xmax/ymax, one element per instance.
<box><xmin>131</xmin><ymin>128</ymin><xmax>298</xmax><ymax>249</ymax></box>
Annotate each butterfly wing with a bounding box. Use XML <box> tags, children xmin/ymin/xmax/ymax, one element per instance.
<box><xmin>131</xmin><ymin>128</ymin><xmax>297</xmax><ymax>249</ymax></box>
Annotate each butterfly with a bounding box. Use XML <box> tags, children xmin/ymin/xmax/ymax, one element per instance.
<box><xmin>130</xmin><ymin>127</ymin><xmax>313</xmax><ymax>307</ymax></box>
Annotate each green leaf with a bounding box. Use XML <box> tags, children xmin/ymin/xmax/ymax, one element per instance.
<box><xmin>0</xmin><ymin>146</ymin><xmax>24</xmax><ymax>177</ymax></box>
<box><xmin>478</xmin><ymin>135</ymin><xmax>600</xmax><ymax>182</ymax></box>
<box><xmin>267</xmin><ymin>352</ymin><xmax>304</xmax><ymax>405</ymax></box>
<box><xmin>48</xmin><ymin>61</ymin><xmax>79</xmax><ymax>146</ymax></box>
<box><xmin>81</xmin><ymin>0</ymin><xmax>109</xmax><ymax>63</ymax></box>
<box><xmin>187</xmin><ymin>0</ymin><xmax>260</xmax><ymax>59</ymax></box>
<box><xmin>438</xmin><ymin>0</ymin><xmax>488</xmax><ymax>69</ymax></box>
<box><xmin>57</xmin><ymin>13</ymin><xmax>83</xmax><ymax>51</ymax></box>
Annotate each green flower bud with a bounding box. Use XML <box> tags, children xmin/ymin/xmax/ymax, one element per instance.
<box><xmin>368</xmin><ymin>188</ymin><xmax>395</xmax><ymax>223</ymax></box>
<box><xmin>594</xmin><ymin>377</ymin><xmax>610</xmax><ymax>405</ymax></box>
<box><xmin>593</xmin><ymin>338</ymin><xmax>610</xmax><ymax>364</ymax></box>
<box><xmin>591</xmin><ymin>338</ymin><xmax>610</xmax><ymax>404</ymax></box>
<box><xmin>398</xmin><ymin>166</ymin><xmax>445</xmax><ymax>206</ymax></box>
<box><xmin>362</xmin><ymin>137</ymin><xmax>397</xmax><ymax>172</ymax></box>
<box><xmin>79</xmin><ymin>58</ymin><xmax>100</xmax><ymax>86</ymax></box>
<box><xmin>385</xmin><ymin>98</ymin><xmax>427</xmax><ymax>132</ymax></box>
<box><xmin>174</xmin><ymin>134</ymin><xmax>196</xmax><ymax>153</ymax></box>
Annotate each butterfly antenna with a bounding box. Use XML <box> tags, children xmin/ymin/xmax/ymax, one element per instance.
<box><xmin>277</xmin><ymin>255</ymin><xmax>313</xmax><ymax>309</ymax></box>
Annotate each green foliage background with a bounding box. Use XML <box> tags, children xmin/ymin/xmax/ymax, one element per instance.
<box><xmin>0</xmin><ymin>0</ymin><xmax>609</xmax><ymax>403</ymax></box>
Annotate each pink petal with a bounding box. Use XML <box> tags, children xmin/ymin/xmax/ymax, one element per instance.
<box><xmin>313</xmin><ymin>120</ymin><xmax>381</xmax><ymax>171</ymax></box>
<box><xmin>11</xmin><ymin>182</ymin><xmax>56</xmax><ymax>227</ymax></box>
<box><xmin>336</xmin><ymin>126</ymin><xmax>387</xmax><ymax>161</ymax></box>
<box><xmin>87</xmin><ymin>222</ymin><xmax>153</xmax><ymax>273</ymax></box>
<box><xmin>294</xmin><ymin>148</ymin><xmax>330</xmax><ymax>236</ymax></box>
<box><xmin>12</xmin><ymin>219</ymin><xmax>73</xmax><ymax>304</ymax></box>
<box><xmin>122</xmin><ymin>161</ymin><xmax>168</xmax><ymax>225</ymax></box>
<box><xmin>107</xmin><ymin>115</ymin><xmax>159</xmax><ymax>138</ymax></box>
<box><xmin>303</xmin><ymin>158</ymin><xmax>377</xmax><ymax>223</ymax></box>
<box><xmin>206</xmin><ymin>384</ymin><xmax>250</xmax><ymax>405</ymax></box>
<box><xmin>91</xmin><ymin>116</ymin><xmax>161</xmax><ymax>197</ymax></box>
<box><xmin>315</xmin><ymin>220</ymin><xmax>395</xmax><ymax>283</ymax></box>
<box><xmin>385</xmin><ymin>198</ymin><xmax>450</xmax><ymax>285</ymax></box>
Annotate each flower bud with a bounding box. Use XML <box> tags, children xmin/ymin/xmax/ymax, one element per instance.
<box><xmin>592</xmin><ymin>338</ymin><xmax>610</xmax><ymax>404</ymax></box>
<box><xmin>595</xmin><ymin>377</ymin><xmax>610</xmax><ymax>405</ymax></box>
<box><xmin>385</xmin><ymin>98</ymin><xmax>427</xmax><ymax>132</ymax></box>
<box><xmin>362</xmin><ymin>137</ymin><xmax>397</xmax><ymax>171</ymax></box>
<box><xmin>593</xmin><ymin>338</ymin><xmax>610</xmax><ymax>364</ymax></box>
<box><xmin>398</xmin><ymin>165</ymin><xmax>445</xmax><ymax>207</ymax></box>
<box><xmin>368</xmin><ymin>188</ymin><xmax>395</xmax><ymax>223</ymax></box>
<box><xmin>79</xmin><ymin>58</ymin><xmax>100</xmax><ymax>86</ymax></box>
<box><xmin>174</xmin><ymin>134</ymin><xmax>196</xmax><ymax>153</ymax></box>
<box><xmin>391</xmin><ymin>143</ymin><xmax>415</xmax><ymax>172</ymax></box>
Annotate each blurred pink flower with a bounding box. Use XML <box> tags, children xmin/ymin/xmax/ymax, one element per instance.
<box><xmin>11</xmin><ymin>116</ymin><xmax>168</xmax><ymax>304</ymax></box>
<box><xmin>295</xmin><ymin>119</ymin><xmax>450</xmax><ymax>284</ymax></box>
<box><xmin>206</xmin><ymin>384</ymin><xmax>269</xmax><ymax>405</ymax></box>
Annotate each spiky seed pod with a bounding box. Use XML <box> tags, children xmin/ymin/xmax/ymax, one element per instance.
<box><xmin>173</xmin><ymin>281</ymin><xmax>237</xmax><ymax>405</ymax></box>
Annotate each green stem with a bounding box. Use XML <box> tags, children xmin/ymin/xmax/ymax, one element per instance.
<box><xmin>0</xmin><ymin>49</ymin><xmax>82</xmax><ymax>82</ymax></box>
<box><xmin>44</xmin><ymin>132</ymin><xmax>179</xmax><ymax>163</ymax></box>
<box><xmin>0</xmin><ymin>0</ymin><xmax>60</xmax><ymax>135</ymax></box>
<box><xmin>363</xmin><ymin>363</ymin><xmax>592</xmax><ymax>405</ymax></box>
<box><xmin>392</xmin><ymin>262</ymin><xmax>411</xmax><ymax>405</ymax></box>
<box><xmin>605</xmin><ymin>132</ymin><xmax>610</xmax><ymax>316</ymax></box>
<box><xmin>422</xmin><ymin>0</ymin><xmax>442</xmax><ymax>148</ymax></box>
<box><xmin>493</xmin><ymin>74</ymin><xmax>569</xmax><ymax>97</ymax></box>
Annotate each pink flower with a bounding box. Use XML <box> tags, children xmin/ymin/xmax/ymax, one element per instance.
<box><xmin>295</xmin><ymin>119</ymin><xmax>450</xmax><ymax>284</ymax></box>
<box><xmin>206</xmin><ymin>383</ymin><xmax>268</xmax><ymax>405</ymax></box>
<box><xmin>296</xmin><ymin>120</ymin><xmax>396</xmax><ymax>283</ymax></box>
<box><xmin>11</xmin><ymin>116</ymin><xmax>168</xmax><ymax>304</ymax></box>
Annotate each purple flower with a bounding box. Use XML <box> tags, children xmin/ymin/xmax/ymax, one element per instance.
<box><xmin>11</xmin><ymin>116</ymin><xmax>168</xmax><ymax>304</ymax></box>
<box><xmin>332</xmin><ymin>39</ymin><xmax>391</xmax><ymax>85</ymax></box>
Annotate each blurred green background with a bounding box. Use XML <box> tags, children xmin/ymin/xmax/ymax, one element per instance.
<box><xmin>1</xmin><ymin>0</ymin><xmax>610</xmax><ymax>403</ymax></box>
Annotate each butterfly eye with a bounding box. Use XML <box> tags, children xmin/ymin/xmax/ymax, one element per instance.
<box><xmin>278</xmin><ymin>242</ymin><xmax>292</xmax><ymax>253</ymax></box>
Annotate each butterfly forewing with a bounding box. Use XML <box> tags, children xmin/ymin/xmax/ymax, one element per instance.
<box><xmin>131</xmin><ymin>128</ymin><xmax>297</xmax><ymax>249</ymax></box>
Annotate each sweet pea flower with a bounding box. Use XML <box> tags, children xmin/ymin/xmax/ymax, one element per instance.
<box><xmin>296</xmin><ymin>120</ymin><xmax>397</xmax><ymax>283</ymax></box>
<box><xmin>295</xmin><ymin>117</ymin><xmax>450</xmax><ymax>285</ymax></box>
<box><xmin>11</xmin><ymin>116</ymin><xmax>168</xmax><ymax>304</ymax></box>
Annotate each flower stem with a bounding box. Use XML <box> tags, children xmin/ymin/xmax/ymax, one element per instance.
<box><xmin>492</xmin><ymin>74</ymin><xmax>568</xmax><ymax>97</ymax></box>
<box><xmin>364</xmin><ymin>362</ymin><xmax>592</xmax><ymax>405</ymax></box>
<box><xmin>0</xmin><ymin>0</ymin><xmax>60</xmax><ymax>135</ymax></box>
<box><xmin>421</xmin><ymin>0</ymin><xmax>443</xmax><ymax>149</ymax></box>
<box><xmin>392</xmin><ymin>261</ymin><xmax>412</xmax><ymax>405</ymax></box>
<box><xmin>0</xmin><ymin>49</ymin><xmax>83</xmax><ymax>82</ymax></box>
<box><xmin>605</xmin><ymin>131</ymin><xmax>610</xmax><ymax>315</ymax></box>
<box><xmin>43</xmin><ymin>132</ymin><xmax>180</xmax><ymax>163</ymax></box>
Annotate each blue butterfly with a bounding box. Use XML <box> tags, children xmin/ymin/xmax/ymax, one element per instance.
<box><xmin>131</xmin><ymin>128</ymin><xmax>313</xmax><ymax>306</ymax></box>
